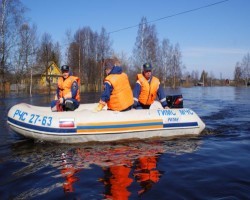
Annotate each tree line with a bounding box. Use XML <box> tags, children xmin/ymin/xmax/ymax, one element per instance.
<box><xmin>234</xmin><ymin>53</ymin><xmax>250</xmax><ymax>86</ymax></box>
<box><xmin>1</xmin><ymin>0</ymin><xmax>249</xmax><ymax>96</ymax></box>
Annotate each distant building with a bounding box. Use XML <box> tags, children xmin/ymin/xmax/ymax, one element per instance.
<box><xmin>39</xmin><ymin>61</ymin><xmax>61</xmax><ymax>87</ymax></box>
<box><xmin>9</xmin><ymin>61</ymin><xmax>62</xmax><ymax>92</ymax></box>
<box><xmin>196</xmin><ymin>82</ymin><xmax>204</xmax><ymax>86</ymax></box>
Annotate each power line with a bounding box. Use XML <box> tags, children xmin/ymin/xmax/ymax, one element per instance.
<box><xmin>108</xmin><ymin>0</ymin><xmax>229</xmax><ymax>34</ymax></box>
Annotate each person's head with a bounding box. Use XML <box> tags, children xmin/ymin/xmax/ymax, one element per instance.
<box><xmin>103</xmin><ymin>58</ymin><xmax>120</xmax><ymax>75</ymax></box>
<box><xmin>61</xmin><ymin>65</ymin><xmax>70</xmax><ymax>79</ymax></box>
<box><xmin>142</xmin><ymin>63</ymin><xmax>152</xmax><ymax>80</ymax></box>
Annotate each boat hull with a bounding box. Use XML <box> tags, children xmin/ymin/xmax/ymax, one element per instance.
<box><xmin>7</xmin><ymin>102</ymin><xmax>205</xmax><ymax>143</ymax></box>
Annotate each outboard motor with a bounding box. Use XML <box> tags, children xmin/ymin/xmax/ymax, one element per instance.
<box><xmin>166</xmin><ymin>94</ymin><xmax>183</xmax><ymax>108</ymax></box>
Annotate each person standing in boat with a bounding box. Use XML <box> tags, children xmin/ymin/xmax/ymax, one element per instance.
<box><xmin>51</xmin><ymin>65</ymin><xmax>80</xmax><ymax>111</ymax></box>
<box><xmin>133</xmin><ymin>63</ymin><xmax>168</xmax><ymax>109</ymax></box>
<box><xmin>94</xmin><ymin>58</ymin><xmax>134</xmax><ymax>112</ymax></box>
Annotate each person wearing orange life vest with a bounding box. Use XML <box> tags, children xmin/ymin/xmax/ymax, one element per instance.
<box><xmin>133</xmin><ymin>63</ymin><xmax>168</xmax><ymax>109</ymax></box>
<box><xmin>51</xmin><ymin>65</ymin><xmax>80</xmax><ymax>111</ymax></box>
<box><xmin>95</xmin><ymin>58</ymin><xmax>134</xmax><ymax>112</ymax></box>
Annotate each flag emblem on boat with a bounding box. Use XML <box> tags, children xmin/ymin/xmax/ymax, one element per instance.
<box><xmin>59</xmin><ymin>118</ymin><xmax>75</xmax><ymax>128</ymax></box>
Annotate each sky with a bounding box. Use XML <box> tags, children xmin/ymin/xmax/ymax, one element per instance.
<box><xmin>21</xmin><ymin>0</ymin><xmax>250</xmax><ymax>79</ymax></box>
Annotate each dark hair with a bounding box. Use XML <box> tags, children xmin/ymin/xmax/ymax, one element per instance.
<box><xmin>104</xmin><ymin>59</ymin><xmax>114</xmax><ymax>70</ymax></box>
<box><xmin>104</xmin><ymin>58</ymin><xmax>120</xmax><ymax>70</ymax></box>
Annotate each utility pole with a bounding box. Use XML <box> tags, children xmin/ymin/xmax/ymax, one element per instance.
<box><xmin>30</xmin><ymin>64</ymin><xmax>32</xmax><ymax>97</ymax></box>
<box><xmin>30</xmin><ymin>46</ymin><xmax>34</xmax><ymax>97</ymax></box>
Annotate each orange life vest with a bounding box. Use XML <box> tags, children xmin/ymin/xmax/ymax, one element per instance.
<box><xmin>105</xmin><ymin>73</ymin><xmax>133</xmax><ymax>111</ymax></box>
<box><xmin>137</xmin><ymin>74</ymin><xmax>160</xmax><ymax>105</ymax></box>
<box><xmin>58</xmin><ymin>76</ymin><xmax>80</xmax><ymax>102</ymax></box>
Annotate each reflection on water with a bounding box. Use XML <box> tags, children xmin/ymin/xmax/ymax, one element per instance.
<box><xmin>2</xmin><ymin>87</ymin><xmax>250</xmax><ymax>199</ymax></box>
<box><xmin>10</xmin><ymin>138</ymin><xmax>201</xmax><ymax>199</ymax></box>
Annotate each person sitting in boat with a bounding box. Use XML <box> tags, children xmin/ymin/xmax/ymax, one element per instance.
<box><xmin>51</xmin><ymin>65</ymin><xmax>80</xmax><ymax>112</ymax></box>
<box><xmin>133</xmin><ymin>63</ymin><xmax>168</xmax><ymax>109</ymax></box>
<box><xmin>94</xmin><ymin>57</ymin><xmax>134</xmax><ymax>112</ymax></box>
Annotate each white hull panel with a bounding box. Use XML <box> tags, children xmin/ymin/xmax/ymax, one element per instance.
<box><xmin>7</xmin><ymin>102</ymin><xmax>205</xmax><ymax>143</ymax></box>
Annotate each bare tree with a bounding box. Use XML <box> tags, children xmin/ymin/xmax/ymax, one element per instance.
<box><xmin>209</xmin><ymin>71</ymin><xmax>215</xmax><ymax>86</ymax></box>
<box><xmin>145</xmin><ymin>24</ymin><xmax>159</xmax><ymax>67</ymax></box>
<box><xmin>191</xmin><ymin>70</ymin><xmax>199</xmax><ymax>80</ymax></box>
<box><xmin>66</xmin><ymin>26</ymin><xmax>112</xmax><ymax>91</ymax></box>
<box><xmin>234</xmin><ymin>62</ymin><xmax>242</xmax><ymax>86</ymax></box>
<box><xmin>200</xmin><ymin>70</ymin><xmax>208</xmax><ymax>86</ymax></box>
<box><xmin>241</xmin><ymin>53</ymin><xmax>250</xmax><ymax>86</ymax></box>
<box><xmin>36</xmin><ymin>33</ymin><xmax>60</xmax><ymax>93</ymax></box>
<box><xmin>67</xmin><ymin>41</ymin><xmax>79</xmax><ymax>75</ymax></box>
<box><xmin>0</xmin><ymin>0</ymin><xmax>26</xmax><ymax>95</ymax></box>
<box><xmin>159</xmin><ymin>39</ymin><xmax>172</xmax><ymax>87</ymax></box>
<box><xmin>132</xmin><ymin>17</ymin><xmax>159</xmax><ymax>73</ymax></box>
<box><xmin>70</xmin><ymin>27</ymin><xmax>94</xmax><ymax>88</ymax></box>
<box><xmin>53</xmin><ymin>41</ymin><xmax>61</xmax><ymax>67</ymax></box>
<box><xmin>181</xmin><ymin>71</ymin><xmax>191</xmax><ymax>87</ymax></box>
<box><xmin>169</xmin><ymin>43</ymin><xmax>182</xmax><ymax>88</ymax></box>
<box><xmin>63</xmin><ymin>29</ymin><xmax>72</xmax><ymax>64</ymax></box>
<box><xmin>14</xmin><ymin>23</ymin><xmax>37</xmax><ymax>93</ymax></box>
<box><xmin>132</xmin><ymin>17</ymin><xmax>148</xmax><ymax>71</ymax></box>
<box><xmin>191</xmin><ymin>70</ymin><xmax>199</xmax><ymax>85</ymax></box>
<box><xmin>97</xmin><ymin>27</ymin><xmax>112</xmax><ymax>59</ymax></box>
<box><xmin>81</xmin><ymin>27</ymin><xmax>95</xmax><ymax>89</ymax></box>
<box><xmin>132</xmin><ymin>17</ymin><xmax>184</xmax><ymax>88</ymax></box>
<box><xmin>97</xmin><ymin>27</ymin><xmax>112</xmax><ymax>89</ymax></box>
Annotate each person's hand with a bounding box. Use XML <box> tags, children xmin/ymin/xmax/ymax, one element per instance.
<box><xmin>93</xmin><ymin>100</ymin><xmax>106</xmax><ymax>112</ymax></box>
<box><xmin>94</xmin><ymin>103</ymin><xmax>105</xmax><ymax>112</ymax></box>
<box><xmin>164</xmin><ymin>106</ymin><xmax>169</xmax><ymax>109</ymax></box>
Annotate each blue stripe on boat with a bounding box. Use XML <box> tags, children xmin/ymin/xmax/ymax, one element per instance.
<box><xmin>163</xmin><ymin>122</ymin><xmax>198</xmax><ymax>128</ymax></box>
<box><xmin>8</xmin><ymin>117</ymin><xmax>199</xmax><ymax>134</ymax></box>
<box><xmin>77</xmin><ymin>122</ymin><xmax>162</xmax><ymax>129</ymax></box>
<box><xmin>8</xmin><ymin>117</ymin><xmax>76</xmax><ymax>133</ymax></box>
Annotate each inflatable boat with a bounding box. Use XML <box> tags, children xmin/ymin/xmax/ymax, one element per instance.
<box><xmin>7</xmin><ymin>101</ymin><xmax>205</xmax><ymax>143</ymax></box>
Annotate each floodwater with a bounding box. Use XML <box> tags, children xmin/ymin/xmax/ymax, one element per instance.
<box><xmin>0</xmin><ymin>87</ymin><xmax>249</xmax><ymax>199</ymax></box>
